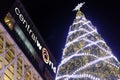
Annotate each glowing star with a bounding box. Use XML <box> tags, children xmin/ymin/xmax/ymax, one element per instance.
<box><xmin>73</xmin><ymin>2</ymin><xmax>85</xmax><ymax>11</ymax></box>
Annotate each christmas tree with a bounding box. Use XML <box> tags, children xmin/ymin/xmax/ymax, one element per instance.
<box><xmin>56</xmin><ymin>3</ymin><xmax>120</xmax><ymax>80</ymax></box>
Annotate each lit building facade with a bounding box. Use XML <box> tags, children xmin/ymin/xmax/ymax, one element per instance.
<box><xmin>0</xmin><ymin>0</ymin><xmax>56</xmax><ymax>80</ymax></box>
<box><xmin>0</xmin><ymin>23</ymin><xmax>43</xmax><ymax>80</ymax></box>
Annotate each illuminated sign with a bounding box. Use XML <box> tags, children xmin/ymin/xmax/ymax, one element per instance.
<box><xmin>14</xmin><ymin>7</ymin><xmax>56</xmax><ymax>73</ymax></box>
<box><xmin>15</xmin><ymin>7</ymin><xmax>42</xmax><ymax>51</ymax></box>
<box><xmin>42</xmin><ymin>48</ymin><xmax>56</xmax><ymax>73</ymax></box>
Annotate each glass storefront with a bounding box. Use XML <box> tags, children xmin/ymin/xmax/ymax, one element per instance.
<box><xmin>0</xmin><ymin>23</ymin><xmax>43</xmax><ymax>80</ymax></box>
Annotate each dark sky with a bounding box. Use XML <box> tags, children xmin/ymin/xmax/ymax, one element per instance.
<box><xmin>21</xmin><ymin>0</ymin><xmax>120</xmax><ymax>64</ymax></box>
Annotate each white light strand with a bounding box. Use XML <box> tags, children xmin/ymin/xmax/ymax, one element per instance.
<box><xmin>56</xmin><ymin>74</ymin><xmax>100</xmax><ymax>80</ymax></box>
<box><xmin>72</xmin><ymin>55</ymin><xmax>114</xmax><ymax>75</ymax></box>
<box><xmin>60</xmin><ymin>52</ymin><xmax>119</xmax><ymax>69</ymax></box>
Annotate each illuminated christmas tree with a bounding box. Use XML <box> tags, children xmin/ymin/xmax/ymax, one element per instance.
<box><xmin>56</xmin><ymin>3</ymin><xmax>120</xmax><ymax>80</ymax></box>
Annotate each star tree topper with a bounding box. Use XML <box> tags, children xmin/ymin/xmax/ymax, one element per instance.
<box><xmin>73</xmin><ymin>2</ymin><xmax>85</xmax><ymax>11</ymax></box>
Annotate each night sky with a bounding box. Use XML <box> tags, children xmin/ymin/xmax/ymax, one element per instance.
<box><xmin>21</xmin><ymin>0</ymin><xmax>120</xmax><ymax>65</ymax></box>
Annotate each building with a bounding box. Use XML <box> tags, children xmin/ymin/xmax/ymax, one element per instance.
<box><xmin>0</xmin><ymin>0</ymin><xmax>56</xmax><ymax>80</ymax></box>
<box><xmin>56</xmin><ymin>5</ymin><xmax>120</xmax><ymax>80</ymax></box>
